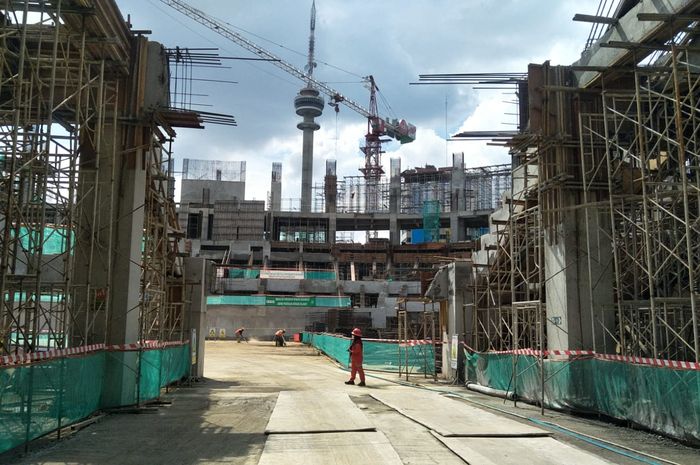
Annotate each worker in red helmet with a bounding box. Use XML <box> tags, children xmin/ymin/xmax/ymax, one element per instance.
<box><xmin>345</xmin><ymin>327</ymin><xmax>366</xmax><ymax>386</ymax></box>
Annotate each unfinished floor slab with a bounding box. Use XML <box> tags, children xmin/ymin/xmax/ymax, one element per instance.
<box><xmin>258</xmin><ymin>431</ymin><xmax>403</xmax><ymax>465</ymax></box>
<box><xmin>370</xmin><ymin>389</ymin><xmax>548</xmax><ymax>437</ymax></box>
<box><xmin>432</xmin><ymin>432</ymin><xmax>614</xmax><ymax>465</ymax></box>
<box><xmin>264</xmin><ymin>390</ymin><xmax>375</xmax><ymax>434</ymax></box>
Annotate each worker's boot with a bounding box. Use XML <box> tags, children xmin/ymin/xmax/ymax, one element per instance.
<box><xmin>344</xmin><ymin>380</ymin><xmax>355</xmax><ymax>385</ymax></box>
<box><xmin>358</xmin><ymin>381</ymin><xmax>366</xmax><ymax>386</ymax></box>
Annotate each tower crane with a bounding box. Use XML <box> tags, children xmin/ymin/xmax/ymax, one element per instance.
<box><xmin>157</xmin><ymin>0</ymin><xmax>417</xmax><ymax>144</ymax></box>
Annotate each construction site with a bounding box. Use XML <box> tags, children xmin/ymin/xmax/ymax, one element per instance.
<box><xmin>1</xmin><ymin>0</ymin><xmax>699</xmax><ymax>464</ymax></box>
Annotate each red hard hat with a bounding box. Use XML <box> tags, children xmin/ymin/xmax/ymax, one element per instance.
<box><xmin>351</xmin><ymin>328</ymin><xmax>362</xmax><ymax>337</ymax></box>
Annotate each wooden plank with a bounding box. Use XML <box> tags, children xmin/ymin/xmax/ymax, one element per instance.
<box><xmin>432</xmin><ymin>433</ymin><xmax>614</xmax><ymax>465</ymax></box>
<box><xmin>370</xmin><ymin>390</ymin><xmax>548</xmax><ymax>437</ymax></box>
<box><xmin>258</xmin><ymin>432</ymin><xmax>404</xmax><ymax>465</ymax></box>
<box><xmin>265</xmin><ymin>390</ymin><xmax>375</xmax><ymax>434</ymax></box>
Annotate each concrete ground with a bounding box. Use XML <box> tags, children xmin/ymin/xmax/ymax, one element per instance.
<box><xmin>3</xmin><ymin>341</ymin><xmax>698</xmax><ymax>465</ymax></box>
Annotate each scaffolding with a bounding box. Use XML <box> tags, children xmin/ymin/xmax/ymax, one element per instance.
<box><xmin>0</xmin><ymin>1</ymin><xmax>122</xmax><ymax>353</ymax></box>
<box><xmin>311</xmin><ymin>163</ymin><xmax>511</xmax><ymax>215</ymax></box>
<box><xmin>182</xmin><ymin>158</ymin><xmax>246</xmax><ymax>181</ymax></box>
<box><xmin>578</xmin><ymin>41</ymin><xmax>700</xmax><ymax>362</ymax></box>
<box><xmin>0</xmin><ymin>1</ymin><xmax>190</xmax><ymax>357</ymax></box>
<box><xmin>470</xmin><ymin>9</ymin><xmax>700</xmax><ymax>364</ymax></box>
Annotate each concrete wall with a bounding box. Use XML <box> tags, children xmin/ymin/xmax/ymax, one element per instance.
<box><xmin>206</xmin><ymin>305</ymin><xmax>324</xmax><ymax>340</ymax></box>
<box><xmin>180</xmin><ymin>179</ymin><xmax>245</xmax><ymax>204</ymax></box>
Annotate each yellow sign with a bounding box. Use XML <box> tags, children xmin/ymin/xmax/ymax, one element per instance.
<box><xmin>208</xmin><ymin>328</ymin><xmax>216</xmax><ymax>338</ymax></box>
<box><xmin>219</xmin><ymin>328</ymin><xmax>226</xmax><ymax>339</ymax></box>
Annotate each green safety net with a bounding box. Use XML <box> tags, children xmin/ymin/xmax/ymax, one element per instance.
<box><xmin>465</xmin><ymin>352</ymin><xmax>700</xmax><ymax>445</ymax></box>
<box><xmin>15</xmin><ymin>227</ymin><xmax>74</xmax><ymax>256</ymax></box>
<box><xmin>227</xmin><ymin>268</ymin><xmax>260</xmax><ymax>279</ymax></box>
<box><xmin>304</xmin><ymin>271</ymin><xmax>336</xmax><ymax>280</ymax></box>
<box><xmin>0</xmin><ymin>345</ymin><xmax>191</xmax><ymax>454</ymax></box>
<box><xmin>303</xmin><ymin>333</ymin><xmax>434</xmax><ymax>374</ymax></box>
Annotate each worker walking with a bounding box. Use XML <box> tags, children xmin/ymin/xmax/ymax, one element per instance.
<box><xmin>274</xmin><ymin>329</ymin><xmax>287</xmax><ymax>347</ymax></box>
<box><xmin>345</xmin><ymin>328</ymin><xmax>366</xmax><ymax>386</ymax></box>
<box><xmin>234</xmin><ymin>327</ymin><xmax>247</xmax><ymax>343</ymax></box>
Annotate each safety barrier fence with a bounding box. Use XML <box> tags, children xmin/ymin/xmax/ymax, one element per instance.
<box><xmin>0</xmin><ymin>343</ymin><xmax>191</xmax><ymax>454</ymax></box>
<box><xmin>302</xmin><ymin>332</ymin><xmax>435</xmax><ymax>374</ymax></box>
<box><xmin>464</xmin><ymin>350</ymin><xmax>700</xmax><ymax>445</ymax></box>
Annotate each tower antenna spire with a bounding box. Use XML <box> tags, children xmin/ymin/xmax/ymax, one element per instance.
<box><xmin>305</xmin><ymin>0</ymin><xmax>317</xmax><ymax>82</ymax></box>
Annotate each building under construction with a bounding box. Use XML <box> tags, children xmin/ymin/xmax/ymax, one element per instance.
<box><xmin>1</xmin><ymin>0</ymin><xmax>699</xmax><ymax>461</ymax></box>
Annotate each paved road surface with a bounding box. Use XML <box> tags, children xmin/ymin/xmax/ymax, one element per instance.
<box><xmin>4</xmin><ymin>341</ymin><xmax>697</xmax><ymax>464</ymax></box>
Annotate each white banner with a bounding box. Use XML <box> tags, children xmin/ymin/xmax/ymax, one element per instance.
<box><xmin>260</xmin><ymin>269</ymin><xmax>304</xmax><ymax>280</ymax></box>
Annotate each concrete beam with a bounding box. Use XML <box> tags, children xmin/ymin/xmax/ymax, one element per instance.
<box><xmin>574</xmin><ymin>0</ymin><xmax>698</xmax><ymax>88</ymax></box>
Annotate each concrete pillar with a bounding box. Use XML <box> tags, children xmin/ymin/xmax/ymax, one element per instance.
<box><xmin>324</xmin><ymin>159</ymin><xmax>337</xmax><ymax>214</ymax></box>
<box><xmin>185</xmin><ymin>257</ymin><xmax>208</xmax><ymax>378</ymax></box>
<box><xmin>328</xmin><ymin>213</ymin><xmax>336</xmax><ymax>244</ymax></box>
<box><xmin>389</xmin><ymin>158</ymin><xmax>401</xmax><ymax>214</ymax></box>
<box><xmin>451</xmin><ymin>152</ymin><xmax>465</xmax><ymax>211</ymax></box>
<box><xmin>270</xmin><ymin>162</ymin><xmax>282</xmax><ymax>212</ymax></box>
<box><xmin>389</xmin><ymin>215</ymin><xmax>400</xmax><ymax>245</ymax></box>
<box><xmin>545</xmin><ymin>195</ymin><xmax>614</xmax><ymax>352</ymax></box>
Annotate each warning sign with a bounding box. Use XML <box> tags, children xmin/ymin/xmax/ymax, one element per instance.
<box><xmin>219</xmin><ymin>328</ymin><xmax>226</xmax><ymax>339</ymax></box>
<box><xmin>208</xmin><ymin>328</ymin><xmax>216</xmax><ymax>338</ymax></box>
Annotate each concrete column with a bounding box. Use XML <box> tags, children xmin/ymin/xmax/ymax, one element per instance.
<box><xmin>185</xmin><ymin>257</ymin><xmax>208</xmax><ymax>379</ymax></box>
<box><xmin>545</xmin><ymin>197</ymin><xmax>614</xmax><ymax>351</ymax></box>
<box><xmin>328</xmin><ymin>213</ymin><xmax>336</xmax><ymax>244</ymax></box>
<box><xmin>451</xmin><ymin>153</ymin><xmax>465</xmax><ymax>211</ymax></box>
<box><xmin>389</xmin><ymin>158</ymin><xmax>401</xmax><ymax>214</ymax></box>
<box><xmin>449</xmin><ymin>212</ymin><xmax>460</xmax><ymax>243</ymax></box>
<box><xmin>389</xmin><ymin>215</ymin><xmax>400</xmax><ymax>245</ymax></box>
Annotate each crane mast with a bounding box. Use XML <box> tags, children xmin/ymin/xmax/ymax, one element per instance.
<box><xmin>157</xmin><ymin>0</ymin><xmax>416</xmax><ymax>144</ymax></box>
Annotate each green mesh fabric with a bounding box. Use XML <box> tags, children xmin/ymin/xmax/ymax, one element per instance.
<box><xmin>227</xmin><ymin>268</ymin><xmax>260</xmax><ymax>278</ymax></box>
<box><xmin>0</xmin><ymin>345</ymin><xmax>190</xmax><ymax>454</ymax></box>
<box><xmin>304</xmin><ymin>271</ymin><xmax>336</xmax><ymax>280</ymax></box>
<box><xmin>304</xmin><ymin>333</ymin><xmax>435</xmax><ymax>374</ymax></box>
<box><xmin>465</xmin><ymin>352</ymin><xmax>700</xmax><ymax>445</ymax></box>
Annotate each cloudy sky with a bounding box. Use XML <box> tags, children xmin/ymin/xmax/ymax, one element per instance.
<box><xmin>115</xmin><ymin>0</ymin><xmax>600</xmax><ymax>204</ymax></box>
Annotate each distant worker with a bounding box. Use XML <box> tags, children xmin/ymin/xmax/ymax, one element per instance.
<box><xmin>274</xmin><ymin>329</ymin><xmax>287</xmax><ymax>347</ymax></box>
<box><xmin>345</xmin><ymin>328</ymin><xmax>365</xmax><ymax>386</ymax></box>
<box><xmin>234</xmin><ymin>327</ymin><xmax>247</xmax><ymax>343</ymax></box>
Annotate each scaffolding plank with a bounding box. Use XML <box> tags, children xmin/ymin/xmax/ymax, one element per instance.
<box><xmin>258</xmin><ymin>432</ymin><xmax>403</xmax><ymax>465</ymax></box>
<box><xmin>431</xmin><ymin>433</ymin><xmax>613</xmax><ymax>465</ymax></box>
<box><xmin>265</xmin><ymin>391</ymin><xmax>375</xmax><ymax>434</ymax></box>
<box><xmin>370</xmin><ymin>390</ymin><xmax>548</xmax><ymax>437</ymax></box>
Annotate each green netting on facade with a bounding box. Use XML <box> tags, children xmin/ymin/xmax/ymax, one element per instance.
<box><xmin>465</xmin><ymin>352</ymin><xmax>700</xmax><ymax>445</ymax></box>
<box><xmin>304</xmin><ymin>271</ymin><xmax>336</xmax><ymax>280</ymax></box>
<box><xmin>227</xmin><ymin>268</ymin><xmax>260</xmax><ymax>278</ymax></box>
<box><xmin>303</xmin><ymin>333</ymin><xmax>435</xmax><ymax>374</ymax></box>
<box><xmin>15</xmin><ymin>227</ymin><xmax>74</xmax><ymax>256</ymax></box>
<box><xmin>0</xmin><ymin>345</ymin><xmax>190</xmax><ymax>454</ymax></box>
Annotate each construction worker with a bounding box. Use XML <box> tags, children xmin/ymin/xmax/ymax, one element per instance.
<box><xmin>274</xmin><ymin>329</ymin><xmax>286</xmax><ymax>347</ymax></box>
<box><xmin>345</xmin><ymin>328</ymin><xmax>366</xmax><ymax>386</ymax></box>
<box><xmin>234</xmin><ymin>327</ymin><xmax>247</xmax><ymax>343</ymax></box>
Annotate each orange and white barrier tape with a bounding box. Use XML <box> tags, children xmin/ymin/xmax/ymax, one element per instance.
<box><xmin>461</xmin><ymin>343</ymin><xmax>698</xmax><ymax>371</ymax></box>
<box><xmin>0</xmin><ymin>340</ymin><xmax>189</xmax><ymax>367</ymax></box>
